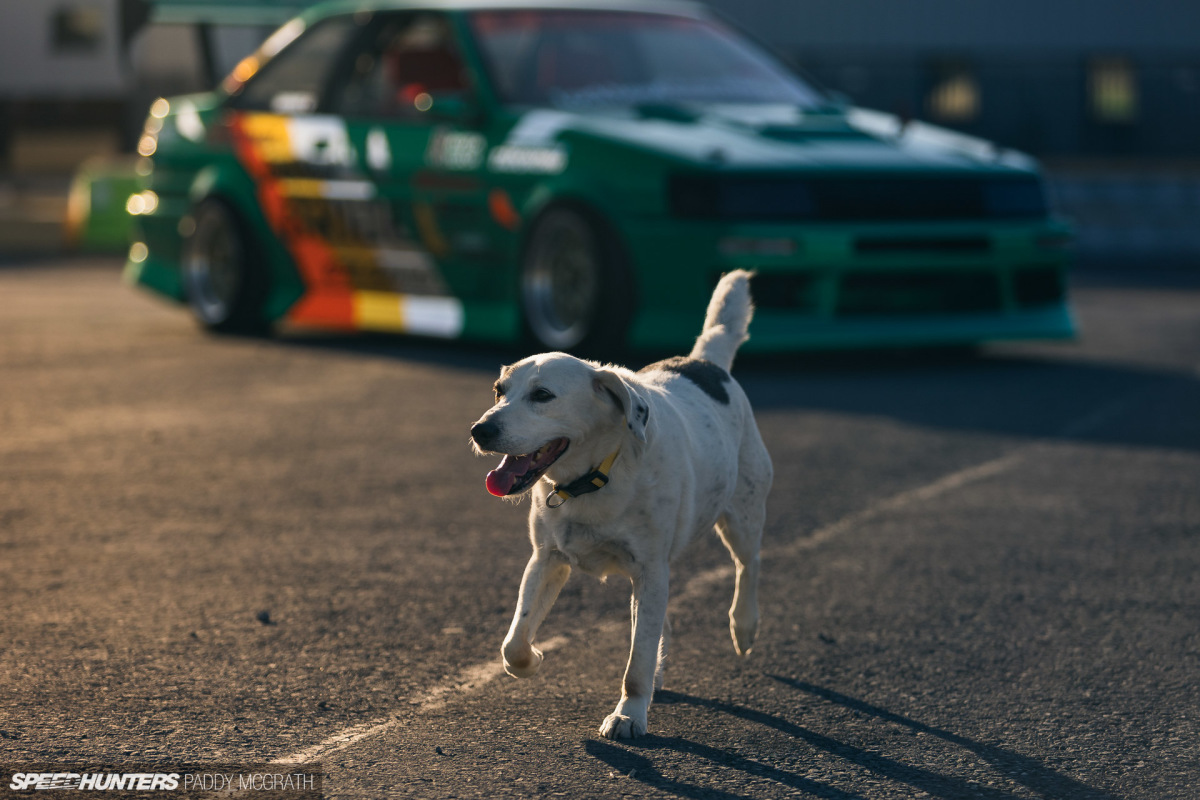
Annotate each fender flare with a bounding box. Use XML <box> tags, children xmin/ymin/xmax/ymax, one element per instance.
<box><xmin>187</xmin><ymin>163</ymin><xmax>306</xmax><ymax>321</ymax></box>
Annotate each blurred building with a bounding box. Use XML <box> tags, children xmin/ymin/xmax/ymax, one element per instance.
<box><xmin>707</xmin><ymin>0</ymin><xmax>1200</xmax><ymax>161</ymax></box>
<box><xmin>0</xmin><ymin>0</ymin><xmax>131</xmax><ymax>172</ymax></box>
<box><xmin>0</xmin><ymin>0</ymin><xmax>300</xmax><ymax>252</ymax></box>
<box><xmin>707</xmin><ymin>0</ymin><xmax>1200</xmax><ymax>263</ymax></box>
<box><xmin>0</xmin><ymin>0</ymin><xmax>298</xmax><ymax>173</ymax></box>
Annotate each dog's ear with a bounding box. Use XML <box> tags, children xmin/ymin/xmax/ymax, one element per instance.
<box><xmin>592</xmin><ymin>368</ymin><xmax>650</xmax><ymax>443</ymax></box>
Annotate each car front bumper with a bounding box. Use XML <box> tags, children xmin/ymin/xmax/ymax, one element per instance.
<box><xmin>621</xmin><ymin>216</ymin><xmax>1076</xmax><ymax>353</ymax></box>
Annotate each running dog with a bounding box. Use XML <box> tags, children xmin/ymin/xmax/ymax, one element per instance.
<box><xmin>470</xmin><ymin>270</ymin><xmax>772</xmax><ymax>739</ymax></box>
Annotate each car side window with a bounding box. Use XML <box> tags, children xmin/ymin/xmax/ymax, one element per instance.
<box><xmin>230</xmin><ymin>15</ymin><xmax>363</xmax><ymax>114</ymax></box>
<box><xmin>333</xmin><ymin>13</ymin><xmax>471</xmax><ymax>119</ymax></box>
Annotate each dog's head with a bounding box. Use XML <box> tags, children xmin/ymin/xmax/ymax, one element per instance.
<box><xmin>470</xmin><ymin>352</ymin><xmax>650</xmax><ymax>498</ymax></box>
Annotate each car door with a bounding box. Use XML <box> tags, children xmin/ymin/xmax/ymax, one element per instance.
<box><xmin>225</xmin><ymin>10</ymin><xmax>474</xmax><ymax>337</ymax></box>
<box><xmin>326</xmin><ymin>10</ymin><xmax>490</xmax><ymax>338</ymax></box>
<box><xmin>223</xmin><ymin>12</ymin><xmax>381</xmax><ymax>329</ymax></box>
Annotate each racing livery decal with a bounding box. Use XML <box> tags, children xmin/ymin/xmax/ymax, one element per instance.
<box><xmin>229</xmin><ymin>111</ymin><xmax>464</xmax><ymax>337</ymax></box>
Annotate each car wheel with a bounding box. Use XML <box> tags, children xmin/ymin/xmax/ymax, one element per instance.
<box><xmin>182</xmin><ymin>199</ymin><xmax>269</xmax><ymax>334</ymax></box>
<box><xmin>520</xmin><ymin>206</ymin><xmax>632</xmax><ymax>355</ymax></box>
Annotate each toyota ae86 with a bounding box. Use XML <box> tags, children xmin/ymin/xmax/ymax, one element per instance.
<box><xmin>125</xmin><ymin>0</ymin><xmax>1074</xmax><ymax>354</ymax></box>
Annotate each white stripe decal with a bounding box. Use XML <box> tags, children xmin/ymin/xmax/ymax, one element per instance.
<box><xmin>402</xmin><ymin>296</ymin><xmax>464</xmax><ymax>338</ymax></box>
<box><xmin>317</xmin><ymin>179</ymin><xmax>376</xmax><ymax>201</ymax></box>
<box><xmin>286</xmin><ymin>115</ymin><xmax>354</xmax><ymax>166</ymax></box>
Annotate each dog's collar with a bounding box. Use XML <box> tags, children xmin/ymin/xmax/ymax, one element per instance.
<box><xmin>545</xmin><ymin>448</ymin><xmax>621</xmax><ymax>509</ymax></box>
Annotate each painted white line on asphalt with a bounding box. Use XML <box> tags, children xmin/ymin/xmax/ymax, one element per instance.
<box><xmin>798</xmin><ymin>453</ymin><xmax>1023</xmax><ymax>549</ymax></box>
<box><xmin>671</xmin><ymin>452</ymin><xmax>1025</xmax><ymax>606</ymax></box>
<box><xmin>273</xmin><ymin>635</ymin><xmax>572</xmax><ymax>765</ymax></box>
<box><xmin>272</xmin><ymin>394</ymin><xmax>1133</xmax><ymax>766</ymax></box>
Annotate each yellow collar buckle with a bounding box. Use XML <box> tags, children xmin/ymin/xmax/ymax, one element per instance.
<box><xmin>545</xmin><ymin>448</ymin><xmax>621</xmax><ymax>509</ymax></box>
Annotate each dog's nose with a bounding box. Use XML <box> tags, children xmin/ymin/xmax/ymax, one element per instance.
<box><xmin>471</xmin><ymin>419</ymin><xmax>500</xmax><ymax>448</ymax></box>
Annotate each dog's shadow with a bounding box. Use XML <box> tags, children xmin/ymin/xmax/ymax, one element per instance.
<box><xmin>585</xmin><ymin>678</ymin><xmax>1117</xmax><ymax>800</ymax></box>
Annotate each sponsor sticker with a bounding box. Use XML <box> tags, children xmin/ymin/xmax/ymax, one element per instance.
<box><xmin>487</xmin><ymin>145</ymin><xmax>567</xmax><ymax>174</ymax></box>
<box><xmin>366</xmin><ymin>127</ymin><xmax>391</xmax><ymax>171</ymax></box>
<box><xmin>426</xmin><ymin>131</ymin><xmax>486</xmax><ymax>171</ymax></box>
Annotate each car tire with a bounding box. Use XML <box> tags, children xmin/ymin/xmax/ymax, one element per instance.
<box><xmin>519</xmin><ymin>205</ymin><xmax>633</xmax><ymax>356</ymax></box>
<box><xmin>182</xmin><ymin>198</ymin><xmax>270</xmax><ymax>335</ymax></box>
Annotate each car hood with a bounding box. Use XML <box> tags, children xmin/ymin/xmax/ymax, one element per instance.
<box><xmin>499</xmin><ymin>103</ymin><xmax>1039</xmax><ymax>175</ymax></box>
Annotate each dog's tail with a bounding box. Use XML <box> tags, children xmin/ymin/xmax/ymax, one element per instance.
<box><xmin>690</xmin><ymin>270</ymin><xmax>754</xmax><ymax>371</ymax></box>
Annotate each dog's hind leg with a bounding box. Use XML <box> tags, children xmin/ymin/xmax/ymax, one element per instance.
<box><xmin>502</xmin><ymin>547</ymin><xmax>571</xmax><ymax>678</ymax></box>
<box><xmin>654</xmin><ymin>614</ymin><xmax>671</xmax><ymax>691</ymax></box>
<box><xmin>716</xmin><ymin>510</ymin><xmax>762</xmax><ymax>656</ymax></box>
<box><xmin>716</xmin><ymin>433</ymin><xmax>772</xmax><ymax>656</ymax></box>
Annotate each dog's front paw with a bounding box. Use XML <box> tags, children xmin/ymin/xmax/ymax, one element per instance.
<box><xmin>730</xmin><ymin>611</ymin><xmax>759</xmax><ymax>656</ymax></box>
<box><xmin>502</xmin><ymin>640</ymin><xmax>544</xmax><ymax>678</ymax></box>
<box><xmin>599</xmin><ymin>713</ymin><xmax>646</xmax><ymax>740</ymax></box>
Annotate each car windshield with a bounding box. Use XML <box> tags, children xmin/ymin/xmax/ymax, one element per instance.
<box><xmin>468</xmin><ymin>10</ymin><xmax>824</xmax><ymax>110</ymax></box>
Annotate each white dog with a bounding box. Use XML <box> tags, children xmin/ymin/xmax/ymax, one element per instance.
<box><xmin>470</xmin><ymin>270</ymin><xmax>772</xmax><ymax>739</ymax></box>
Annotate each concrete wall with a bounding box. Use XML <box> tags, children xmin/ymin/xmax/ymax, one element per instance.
<box><xmin>709</xmin><ymin>0</ymin><xmax>1200</xmax><ymax>159</ymax></box>
<box><xmin>0</xmin><ymin>0</ymin><xmax>125</xmax><ymax>98</ymax></box>
<box><xmin>1047</xmin><ymin>171</ymin><xmax>1200</xmax><ymax>264</ymax></box>
<box><xmin>706</xmin><ymin>0</ymin><xmax>1200</xmax><ymax>52</ymax></box>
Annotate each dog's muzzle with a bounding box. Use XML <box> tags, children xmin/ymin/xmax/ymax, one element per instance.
<box><xmin>471</xmin><ymin>419</ymin><xmax>501</xmax><ymax>450</ymax></box>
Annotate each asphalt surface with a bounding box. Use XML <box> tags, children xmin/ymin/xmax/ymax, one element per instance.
<box><xmin>2</xmin><ymin>258</ymin><xmax>1198</xmax><ymax>799</ymax></box>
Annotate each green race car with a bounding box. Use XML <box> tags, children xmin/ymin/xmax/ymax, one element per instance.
<box><xmin>126</xmin><ymin>0</ymin><xmax>1074</xmax><ymax>353</ymax></box>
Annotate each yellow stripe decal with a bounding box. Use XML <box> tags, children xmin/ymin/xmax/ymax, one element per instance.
<box><xmin>353</xmin><ymin>291</ymin><xmax>407</xmax><ymax>332</ymax></box>
<box><xmin>277</xmin><ymin>178</ymin><xmax>376</xmax><ymax>200</ymax></box>
<box><xmin>276</xmin><ymin>178</ymin><xmax>325</xmax><ymax>199</ymax></box>
<box><xmin>352</xmin><ymin>292</ymin><xmax>464</xmax><ymax>338</ymax></box>
<box><xmin>240</xmin><ymin>113</ymin><xmax>293</xmax><ymax>163</ymax></box>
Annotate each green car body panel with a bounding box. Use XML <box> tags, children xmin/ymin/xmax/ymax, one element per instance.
<box><xmin>125</xmin><ymin>0</ymin><xmax>1074</xmax><ymax>352</ymax></box>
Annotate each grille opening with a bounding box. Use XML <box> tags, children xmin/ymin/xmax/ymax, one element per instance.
<box><xmin>745</xmin><ymin>272</ymin><xmax>820</xmax><ymax>312</ymax></box>
<box><xmin>855</xmin><ymin>236</ymin><xmax>991</xmax><ymax>254</ymax></box>
<box><xmin>838</xmin><ymin>271</ymin><xmax>1002</xmax><ymax>316</ymax></box>
<box><xmin>1014</xmin><ymin>267</ymin><xmax>1066</xmax><ymax>307</ymax></box>
<box><xmin>671</xmin><ymin>175</ymin><xmax>1047</xmax><ymax>221</ymax></box>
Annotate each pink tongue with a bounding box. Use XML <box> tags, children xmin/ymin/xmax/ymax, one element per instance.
<box><xmin>485</xmin><ymin>454</ymin><xmax>531</xmax><ymax>497</ymax></box>
<box><xmin>485</xmin><ymin>469</ymin><xmax>516</xmax><ymax>497</ymax></box>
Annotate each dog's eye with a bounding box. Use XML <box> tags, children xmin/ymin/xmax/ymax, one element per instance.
<box><xmin>494</xmin><ymin>385</ymin><xmax>506</xmax><ymax>401</ymax></box>
<box><xmin>530</xmin><ymin>388</ymin><xmax>556</xmax><ymax>403</ymax></box>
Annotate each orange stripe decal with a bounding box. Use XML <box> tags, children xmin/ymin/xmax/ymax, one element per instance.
<box><xmin>229</xmin><ymin>112</ymin><xmax>355</xmax><ymax>329</ymax></box>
